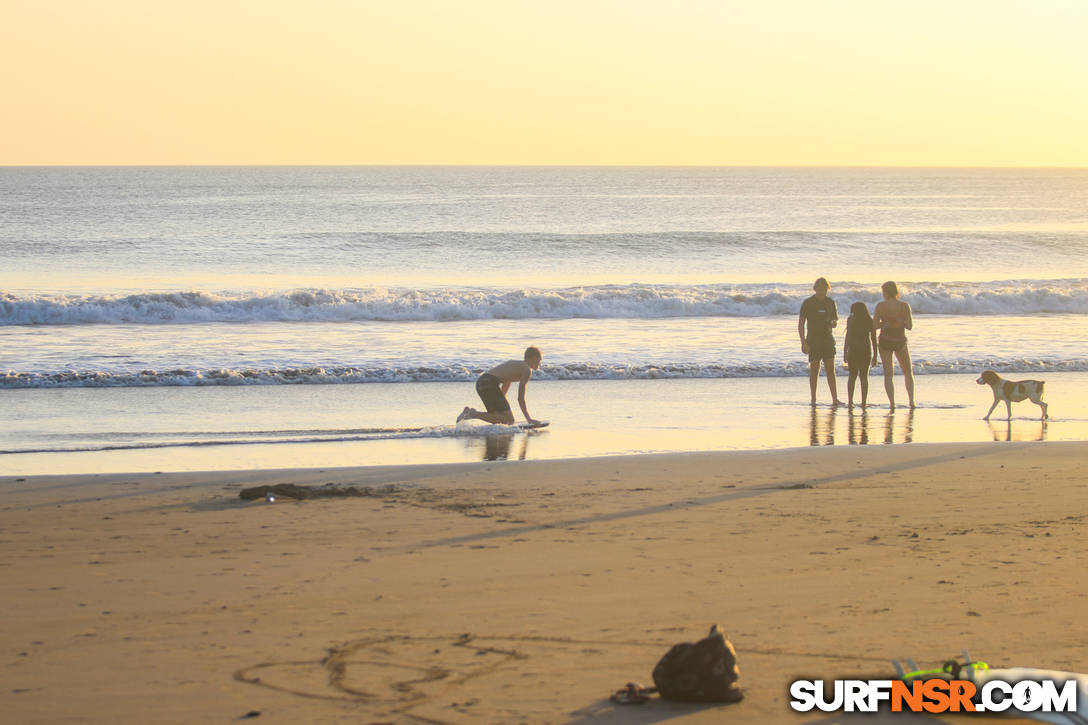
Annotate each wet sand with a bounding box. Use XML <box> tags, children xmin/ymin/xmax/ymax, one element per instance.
<box><xmin>5</xmin><ymin>372</ymin><xmax>1084</xmax><ymax>477</ymax></box>
<box><xmin>3</xmin><ymin>442</ymin><xmax>1087</xmax><ymax>723</ymax></box>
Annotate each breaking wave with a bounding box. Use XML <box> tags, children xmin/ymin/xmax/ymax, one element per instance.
<box><xmin>3</xmin><ymin>359</ymin><xmax>1086</xmax><ymax>389</ymax></box>
<box><xmin>2</xmin><ymin>279</ymin><xmax>1086</xmax><ymax>325</ymax></box>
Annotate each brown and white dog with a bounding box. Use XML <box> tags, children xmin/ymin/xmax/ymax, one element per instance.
<box><xmin>976</xmin><ymin>370</ymin><xmax>1048</xmax><ymax>420</ymax></box>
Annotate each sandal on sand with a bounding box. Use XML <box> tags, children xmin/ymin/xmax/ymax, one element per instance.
<box><xmin>610</xmin><ymin>682</ymin><xmax>656</xmax><ymax>705</ymax></box>
<box><xmin>893</xmin><ymin>650</ymin><xmax>989</xmax><ymax>681</ymax></box>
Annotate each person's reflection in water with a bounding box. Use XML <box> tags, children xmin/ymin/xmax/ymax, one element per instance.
<box><xmin>988</xmin><ymin>419</ymin><xmax>1047</xmax><ymax>443</ymax></box>
<box><xmin>882</xmin><ymin>407</ymin><xmax>915</xmax><ymax>444</ymax></box>
<box><xmin>848</xmin><ymin>408</ymin><xmax>869</xmax><ymax>445</ymax></box>
<box><xmin>479</xmin><ymin>431</ymin><xmax>538</xmax><ymax>461</ymax></box>
<box><xmin>809</xmin><ymin>406</ymin><xmax>836</xmax><ymax>446</ymax></box>
<box><xmin>482</xmin><ymin>434</ymin><xmax>515</xmax><ymax>461</ymax></box>
<box><xmin>901</xmin><ymin>407</ymin><xmax>914</xmax><ymax>443</ymax></box>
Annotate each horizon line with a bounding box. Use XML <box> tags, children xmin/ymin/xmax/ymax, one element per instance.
<box><xmin>3</xmin><ymin>163</ymin><xmax>1087</xmax><ymax>170</ymax></box>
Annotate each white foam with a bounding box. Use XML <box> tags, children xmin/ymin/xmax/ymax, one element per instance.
<box><xmin>3</xmin><ymin>358</ymin><xmax>1087</xmax><ymax>389</ymax></box>
<box><xmin>2</xmin><ymin>279</ymin><xmax>1086</xmax><ymax>326</ymax></box>
<box><xmin>0</xmin><ymin>421</ymin><xmax>551</xmax><ymax>455</ymax></box>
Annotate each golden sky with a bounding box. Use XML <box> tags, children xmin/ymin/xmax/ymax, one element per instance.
<box><xmin>3</xmin><ymin>0</ymin><xmax>1086</xmax><ymax>166</ymax></box>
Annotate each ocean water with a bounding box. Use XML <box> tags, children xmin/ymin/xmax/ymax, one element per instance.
<box><xmin>1</xmin><ymin>166</ymin><xmax>1086</xmax><ymax>474</ymax></box>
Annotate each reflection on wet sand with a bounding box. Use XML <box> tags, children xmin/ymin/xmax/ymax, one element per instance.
<box><xmin>883</xmin><ymin>407</ymin><xmax>914</xmax><ymax>444</ymax></box>
<box><xmin>848</xmin><ymin>408</ymin><xmax>870</xmax><ymax>445</ymax></box>
<box><xmin>988</xmin><ymin>419</ymin><xmax>1048</xmax><ymax>443</ymax></box>
<box><xmin>816</xmin><ymin>407</ymin><xmax>916</xmax><ymax>446</ymax></box>
<box><xmin>468</xmin><ymin>406</ymin><xmax>1050</xmax><ymax>463</ymax></box>
<box><xmin>465</xmin><ymin>432</ymin><xmax>535</xmax><ymax>461</ymax></box>
<box><xmin>810</xmin><ymin>407</ymin><xmax>836</xmax><ymax>446</ymax></box>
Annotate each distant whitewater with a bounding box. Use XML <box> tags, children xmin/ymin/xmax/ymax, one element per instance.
<box><xmin>2</xmin><ymin>279</ymin><xmax>1086</xmax><ymax>325</ymax></box>
<box><xmin>5</xmin><ymin>358</ymin><xmax>1088</xmax><ymax>389</ymax></box>
<box><xmin>2</xmin><ymin>169</ymin><xmax>1087</xmax><ymax>387</ymax></box>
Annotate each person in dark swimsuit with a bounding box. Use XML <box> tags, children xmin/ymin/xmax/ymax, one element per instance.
<box><xmin>843</xmin><ymin>301</ymin><xmax>878</xmax><ymax>408</ymax></box>
<box><xmin>798</xmin><ymin>277</ymin><xmax>842</xmax><ymax>406</ymax></box>
<box><xmin>872</xmin><ymin>281</ymin><xmax>915</xmax><ymax>411</ymax></box>
<box><xmin>456</xmin><ymin>347</ymin><xmax>542</xmax><ymax>425</ymax></box>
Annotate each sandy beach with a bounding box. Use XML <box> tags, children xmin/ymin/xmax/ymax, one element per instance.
<box><xmin>7</xmin><ymin>0</ymin><xmax>1088</xmax><ymax>720</ymax></box>
<box><xmin>3</xmin><ymin>441</ymin><xmax>1086</xmax><ymax>724</ymax></box>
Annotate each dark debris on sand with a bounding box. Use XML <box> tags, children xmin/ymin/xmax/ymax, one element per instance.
<box><xmin>238</xmin><ymin>483</ymin><xmax>401</xmax><ymax>501</ymax></box>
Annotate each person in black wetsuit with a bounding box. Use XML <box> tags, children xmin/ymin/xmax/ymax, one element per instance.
<box><xmin>798</xmin><ymin>277</ymin><xmax>842</xmax><ymax>406</ymax></box>
<box><xmin>456</xmin><ymin>346</ymin><xmax>542</xmax><ymax>425</ymax></box>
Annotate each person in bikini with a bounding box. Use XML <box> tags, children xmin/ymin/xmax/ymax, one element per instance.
<box><xmin>872</xmin><ymin>281</ymin><xmax>915</xmax><ymax>411</ymax></box>
<box><xmin>457</xmin><ymin>346</ymin><xmax>542</xmax><ymax>425</ymax></box>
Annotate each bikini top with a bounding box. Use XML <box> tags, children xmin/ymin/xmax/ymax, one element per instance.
<box><xmin>879</xmin><ymin>305</ymin><xmax>908</xmax><ymax>341</ymax></box>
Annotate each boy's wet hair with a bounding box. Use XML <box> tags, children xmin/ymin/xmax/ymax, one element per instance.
<box><xmin>882</xmin><ymin>280</ymin><xmax>899</xmax><ymax>298</ymax></box>
<box><xmin>524</xmin><ymin>346</ymin><xmax>542</xmax><ymax>362</ymax></box>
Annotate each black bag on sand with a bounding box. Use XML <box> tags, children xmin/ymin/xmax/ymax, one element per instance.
<box><xmin>652</xmin><ymin>624</ymin><xmax>743</xmax><ymax>703</ymax></box>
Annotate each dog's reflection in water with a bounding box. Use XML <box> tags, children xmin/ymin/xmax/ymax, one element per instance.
<box><xmin>988</xmin><ymin>419</ymin><xmax>1047</xmax><ymax>443</ymax></box>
